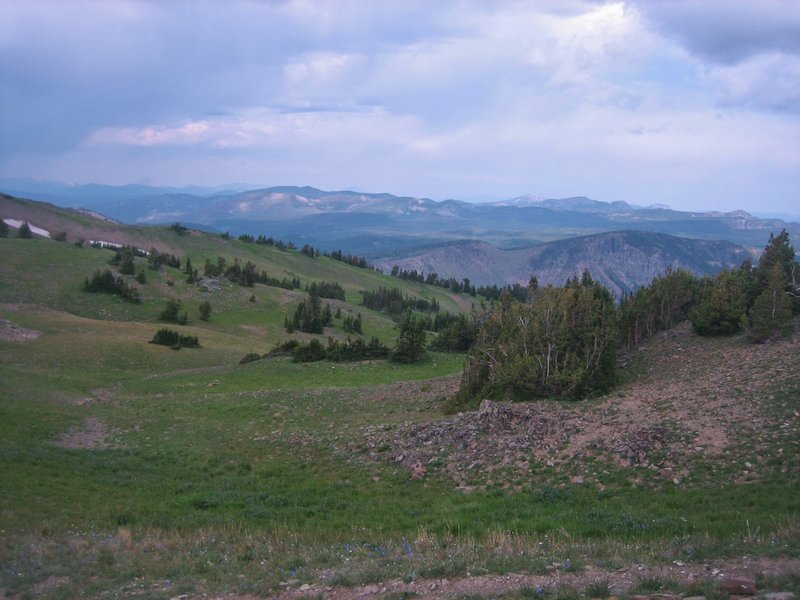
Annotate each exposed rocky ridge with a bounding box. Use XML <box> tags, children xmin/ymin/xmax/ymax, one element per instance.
<box><xmin>360</xmin><ymin>320</ymin><xmax>800</xmax><ymax>491</ymax></box>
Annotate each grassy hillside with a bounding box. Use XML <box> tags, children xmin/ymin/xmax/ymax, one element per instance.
<box><xmin>1</xmin><ymin>195</ymin><xmax>474</xmax><ymax>347</ymax></box>
<box><xmin>1</xmin><ymin>196</ymin><xmax>799</xmax><ymax>599</ymax></box>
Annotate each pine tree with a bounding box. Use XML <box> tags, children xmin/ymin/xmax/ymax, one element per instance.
<box><xmin>160</xmin><ymin>299</ymin><xmax>184</xmax><ymax>323</ymax></box>
<box><xmin>118</xmin><ymin>250</ymin><xmax>135</xmax><ymax>275</ymax></box>
<box><xmin>17</xmin><ymin>221</ymin><xmax>32</xmax><ymax>238</ymax></box>
<box><xmin>747</xmin><ymin>263</ymin><xmax>794</xmax><ymax>343</ymax></box>
<box><xmin>198</xmin><ymin>300</ymin><xmax>212</xmax><ymax>322</ymax></box>
<box><xmin>0</xmin><ymin>219</ymin><xmax>8</xmax><ymax>237</ymax></box>
<box><xmin>391</xmin><ymin>311</ymin><xmax>427</xmax><ymax>363</ymax></box>
<box><xmin>755</xmin><ymin>229</ymin><xmax>795</xmax><ymax>295</ymax></box>
<box><xmin>689</xmin><ymin>269</ymin><xmax>749</xmax><ymax>336</ymax></box>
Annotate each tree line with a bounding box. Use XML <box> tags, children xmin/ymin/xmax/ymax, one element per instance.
<box><xmin>360</xmin><ymin>285</ymin><xmax>440</xmax><ymax>316</ymax></box>
<box><xmin>449</xmin><ymin>230</ymin><xmax>799</xmax><ymax>411</ymax></box>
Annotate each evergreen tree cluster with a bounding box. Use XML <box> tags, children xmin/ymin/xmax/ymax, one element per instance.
<box><xmin>183</xmin><ymin>257</ymin><xmax>199</xmax><ymax>282</ymax></box>
<box><xmin>689</xmin><ymin>230</ymin><xmax>799</xmax><ymax>342</ymax></box>
<box><xmin>147</xmin><ymin>248</ymin><xmax>181</xmax><ymax>270</ymax></box>
<box><xmin>0</xmin><ymin>219</ymin><xmax>8</xmax><ymax>237</ymax></box>
<box><xmin>451</xmin><ymin>231</ymin><xmax>799</xmax><ymax>411</ymax></box>
<box><xmin>285</xmin><ymin>286</ymin><xmax>332</xmax><ymax>333</ymax></box>
<box><xmin>324</xmin><ymin>248</ymin><xmax>369</xmax><ymax>269</ymax></box>
<box><xmin>454</xmin><ymin>273</ymin><xmax>618</xmax><ymax>408</ymax></box>
<box><xmin>235</xmin><ymin>232</ymin><xmax>295</xmax><ymax>250</ymax></box>
<box><xmin>619</xmin><ymin>268</ymin><xmax>700</xmax><ymax>350</ymax></box>
<box><xmin>83</xmin><ymin>269</ymin><xmax>142</xmax><ymax>303</ymax></box>
<box><xmin>390</xmin><ymin>265</ymin><xmax>477</xmax><ymax>295</ymax></box>
<box><xmin>476</xmin><ymin>282</ymin><xmax>529</xmax><ymax>302</ymax></box>
<box><xmin>321</xmin><ymin>336</ymin><xmax>390</xmax><ymax>362</ymax></box>
<box><xmin>300</xmin><ymin>244</ymin><xmax>371</xmax><ymax>268</ymax></box>
<box><xmin>109</xmin><ymin>246</ymin><xmax>144</xmax><ymax>275</ymax></box>
<box><xmin>360</xmin><ymin>286</ymin><xmax>439</xmax><ymax>316</ymax></box>
<box><xmin>389</xmin><ymin>264</ymin><xmax>532</xmax><ymax>300</ymax></box>
<box><xmin>159</xmin><ymin>299</ymin><xmax>188</xmax><ymax>325</ymax></box>
<box><xmin>310</xmin><ymin>281</ymin><xmax>346</xmax><ymax>301</ymax></box>
<box><xmin>150</xmin><ymin>327</ymin><xmax>198</xmax><ymax>349</ymax></box>
<box><xmin>341</xmin><ymin>312</ymin><xmax>363</xmax><ymax>334</ymax></box>
<box><xmin>262</xmin><ymin>336</ymin><xmax>390</xmax><ymax>363</ymax></box>
<box><xmin>201</xmin><ymin>256</ymin><xmax>301</xmax><ymax>289</ymax></box>
<box><xmin>427</xmin><ymin>313</ymin><xmax>478</xmax><ymax>351</ymax></box>
<box><xmin>300</xmin><ymin>244</ymin><xmax>319</xmax><ymax>258</ymax></box>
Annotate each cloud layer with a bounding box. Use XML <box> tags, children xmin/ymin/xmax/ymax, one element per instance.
<box><xmin>1</xmin><ymin>0</ymin><xmax>798</xmax><ymax>212</ymax></box>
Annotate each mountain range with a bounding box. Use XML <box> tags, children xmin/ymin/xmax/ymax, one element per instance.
<box><xmin>373</xmin><ymin>231</ymin><xmax>752</xmax><ymax>296</ymax></box>
<box><xmin>2</xmin><ymin>182</ymin><xmax>798</xmax><ymax>295</ymax></box>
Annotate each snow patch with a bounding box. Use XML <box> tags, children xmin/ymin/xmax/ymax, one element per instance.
<box><xmin>3</xmin><ymin>218</ymin><xmax>50</xmax><ymax>238</ymax></box>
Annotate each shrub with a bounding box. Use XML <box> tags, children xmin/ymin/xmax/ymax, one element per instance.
<box><xmin>239</xmin><ymin>352</ymin><xmax>262</xmax><ymax>364</ymax></box>
<box><xmin>325</xmin><ymin>336</ymin><xmax>390</xmax><ymax>362</ymax></box>
<box><xmin>150</xmin><ymin>328</ymin><xmax>198</xmax><ymax>349</ymax></box>
<box><xmin>311</xmin><ymin>281</ymin><xmax>346</xmax><ymax>301</ymax></box>
<box><xmin>160</xmin><ymin>299</ymin><xmax>187</xmax><ymax>324</ymax></box>
<box><xmin>267</xmin><ymin>339</ymin><xmax>299</xmax><ymax>357</ymax></box>
<box><xmin>454</xmin><ymin>275</ymin><xmax>618</xmax><ymax>408</ymax></box>
<box><xmin>291</xmin><ymin>338</ymin><xmax>326</xmax><ymax>362</ymax></box>
<box><xmin>83</xmin><ymin>269</ymin><xmax>142</xmax><ymax>303</ymax></box>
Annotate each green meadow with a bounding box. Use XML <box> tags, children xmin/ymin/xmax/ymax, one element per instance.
<box><xmin>0</xmin><ymin>226</ymin><xmax>798</xmax><ymax>599</ymax></box>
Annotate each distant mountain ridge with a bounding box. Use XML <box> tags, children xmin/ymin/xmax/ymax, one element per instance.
<box><xmin>0</xmin><ymin>191</ymin><xmax>776</xmax><ymax>296</ymax></box>
<box><xmin>3</xmin><ymin>182</ymin><xmax>797</xmax><ymax>254</ymax></box>
<box><xmin>2</xmin><ymin>183</ymin><xmax>797</xmax><ymax>294</ymax></box>
<box><xmin>373</xmin><ymin>231</ymin><xmax>753</xmax><ymax>296</ymax></box>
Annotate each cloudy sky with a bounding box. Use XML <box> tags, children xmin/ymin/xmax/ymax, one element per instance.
<box><xmin>1</xmin><ymin>0</ymin><xmax>799</xmax><ymax>213</ymax></box>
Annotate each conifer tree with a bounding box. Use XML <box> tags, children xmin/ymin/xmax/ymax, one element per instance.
<box><xmin>198</xmin><ymin>300</ymin><xmax>212</xmax><ymax>322</ymax></box>
<box><xmin>391</xmin><ymin>311</ymin><xmax>427</xmax><ymax>363</ymax></box>
<box><xmin>755</xmin><ymin>229</ymin><xmax>795</xmax><ymax>294</ymax></box>
<box><xmin>747</xmin><ymin>263</ymin><xmax>794</xmax><ymax>343</ymax></box>
<box><xmin>17</xmin><ymin>221</ymin><xmax>32</xmax><ymax>238</ymax></box>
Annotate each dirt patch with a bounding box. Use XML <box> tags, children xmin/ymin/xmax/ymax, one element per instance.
<box><xmin>275</xmin><ymin>556</ymin><xmax>800</xmax><ymax>599</ymax></box>
<box><xmin>52</xmin><ymin>417</ymin><xmax>115</xmax><ymax>450</ymax></box>
<box><xmin>32</xmin><ymin>575</ymin><xmax>70</xmax><ymax>596</ymax></box>
<box><xmin>0</xmin><ymin>318</ymin><xmax>41</xmax><ymax>341</ymax></box>
<box><xmin>362</xmin><ymin>322</ymin><xmax>800</xmax><ymax>489</ymax></box>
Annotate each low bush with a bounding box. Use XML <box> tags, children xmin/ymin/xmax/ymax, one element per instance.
<box><xmin>239</xmin><ymin>352</ymin><xmax>262</xmax><ymax>364</ymax></box>
<box><xmin>150</xmin><ymin>328</ymin><xmax>199</xmax><ymax>349</ymax></box>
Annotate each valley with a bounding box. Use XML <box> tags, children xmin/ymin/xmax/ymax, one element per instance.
<box><xmin>0</xmin><ymin>194</ymin><xmax>798</xmax><ymax>599</ymax></box>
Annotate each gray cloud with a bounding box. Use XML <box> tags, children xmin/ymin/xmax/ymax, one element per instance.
<box><xmin>1</xmin><ymin>0</ymin><xmax>798</xmax><ymax>213</ymax></box>
<box><xmin>633</xmin><ymin>0</ymin><xmax>800</xmax><ymax>63</ymax></box>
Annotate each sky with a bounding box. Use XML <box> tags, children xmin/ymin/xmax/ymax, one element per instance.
<box><xmin>1</xmin><ymin>0</ymin><xmax>799</xmax><ymax>213</ymax></box>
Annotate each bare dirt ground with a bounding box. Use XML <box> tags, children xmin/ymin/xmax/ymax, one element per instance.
<box><xmin>0</xmin><ymin>318</ymin><xmax>41</xmax><ymax>341</ymax></box>
<box><xmin>363</xmin><ymin>322</ymin><xmax>800</xmax><ymax>490</ymax></box>
<box><xmin>51</xmin><ymin>416</ymin><xmax>115</xmax><ymax>449</ymax></box>
<box><xmin>274</xmin><ymin>556</ymin><xmax>800</xmax><ymax>600</ymax></box>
